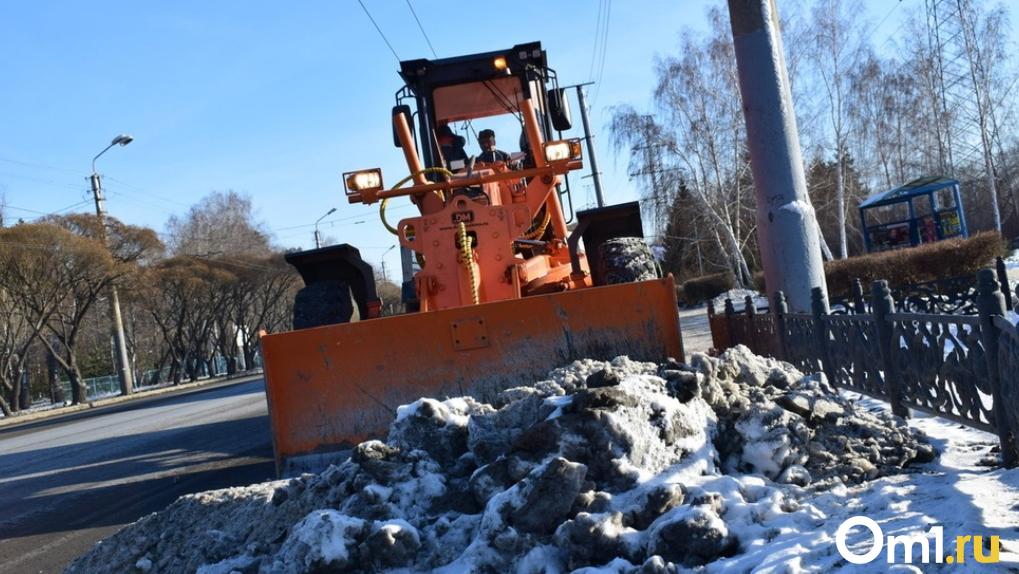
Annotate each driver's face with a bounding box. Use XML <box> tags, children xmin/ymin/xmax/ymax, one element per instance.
<box><xmin>480</xmin><ymin>137</ymin><xmax>495</xmax><ymax>151</ymax></box>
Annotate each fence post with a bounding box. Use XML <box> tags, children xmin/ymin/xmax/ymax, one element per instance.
<box><xmin>871</xmin><ymin>280</ymin><xmax>909</xmax><ymax>418</ymax></box>
<box><xmin>725</xmin><ymin>298</ymin><xmax>736</xmax><ymax>347</ymax></box>
<box><xmin>811</xmin><ymin>287</ymin><xmax>837</xmax><ymax>386</ymax></box>
<box><xmin>707</xmin><ymin>300</ymin><xmax>720</xmax><ymax>352</ymax></box>
<box><xmin>997</xmin><ymin>256</ymin><xmax>1013</xmax><ymax>310</ymax></box>
<box><xmin>744</xmin><ymin>295</ymin><xmax>757</xmax><ymax>354</ymax></box>
<box><xmin>976</xmin><ymin>268</ymin><xmax>1018</xmax><ymax>467</ymax></box>
<box><xmin>851</xmin><ymin>278</ymin><xmax>866</xmax><ymax>314</ymax></box>
<box><xmin>773</xmin><ymin>290</ymin><xmax>788</xmax><ymax>361</ymax></box>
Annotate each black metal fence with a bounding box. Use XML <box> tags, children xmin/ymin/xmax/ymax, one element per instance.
<box><xmin>708</xmin><ymin>267</ymin><xmax>1019</xmax><ymax>466</ymax></box>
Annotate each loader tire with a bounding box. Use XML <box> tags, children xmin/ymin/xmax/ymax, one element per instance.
<box><xmin>597</xmin><ymin>237</ymin><xmax>660</xmax><ymax>285</ymax></box>
<box><xmin>292</xmin><ymin>280</ymin><xmax>360</xmax><ymax>330</ymax></box>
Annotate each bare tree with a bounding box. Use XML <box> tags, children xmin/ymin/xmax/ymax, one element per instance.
<box><xmin>166</xmin><ymin>190</ymin><xmax>272</xmax><ymax>257</ymax></box>
<box><xmin>230</xmin><ymin>255</ymin><xmax>299</xmax><ymax>368</ymax></box>
<box><xmin>0</xmin><ymin>286</ymin><xmax>37</xmax><ymax>415</ymax></box>
<box><xmin>955</xmin><ymin>0</ymin><xmax>1011</xmax><ymax>231</ymax></box>
<box><xmin>610</xmin><ymin>9</ymin><xmax>755</xmax><ymax>285</ymax></box>
<box><xmin>807</xmin><ymin>0</ymin><xmax>869</xmax><ymax>258</ymax></box>
<box><xmin>0</xmin><ymin>224</ymin><xmax>92</xmax><ymax>407</ymax></box>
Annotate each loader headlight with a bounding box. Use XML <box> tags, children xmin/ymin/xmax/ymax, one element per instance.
<box><xmin>343</xmin><ymin>168</ymin><xmax>384</xmax><ymax>193</ymax></box>
<box><xmin>493</xmin><ymin>56</ymin><xmax>508</xmax><ymax>71</ymax></box>
<box><xmin>543</xmin><ymin>139</ymin><xmax>583</xmax><ymax>163</ymax></box>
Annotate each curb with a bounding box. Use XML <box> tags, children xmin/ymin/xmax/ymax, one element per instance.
<box><xmin>0</xmin><ymin>370</ymin><xmax>264</xmax><ymax>429</ymax></box>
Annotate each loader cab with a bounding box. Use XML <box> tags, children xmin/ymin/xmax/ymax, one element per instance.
<box><xmin>393</xmin><ymin>42</ymin><xmax>572</xmax><ymax>175</ymax></box>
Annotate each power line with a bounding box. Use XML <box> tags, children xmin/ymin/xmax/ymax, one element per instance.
<box><xmin>2</xmin><ymin>199</ymin><xmax>91</xmax><ymax>220</ymax></box>
<box><xmin>103</xmin><ymin>179</ymin><xmax>192</xmax><ymax>209</ymax></box>
<box><xmin>404</xmin><ymin>0</ymin><xmax>437</xmax><ymax>58</ymax></box>
<box><xmin>31</xmin><ymin>200</ymin><xmax>93</xmax><ymax>220</ymax></box>
<box><xmin>2</xmin><ymin>204</ymin><xmax>55</xmax><ymax>217</ymax></box>
<box><xmin>270</xmin><ymin>203</ymin><xmax>414</xmax><ymax>233</ymax></box>
<box><xmin>874</xmin><ymin>0</ymin><xmax>905</xmax><ymax>34</ymax></box>
<box><xmin>0</xmin><ymin>156</ymin><xmax>80</xmax><ymax>175</ymax></box>
<box><xmin>590</xmin><ymin>0</ymin><xmax>613</xmax><ymax>106</ymax></box>
<box><xmin>0</xmin><ymin>171</ymin><xmax>85</xmax><ymax>192</ymax></box>
<box><xmin>588</xmin><ymin>0</ymin><xmax>606</xmax><ymax>81</ymax></box>
<box><xmin>357</xmin><ymin>0</ymin><xmax>401</xmax><ymax>62</ymax></box>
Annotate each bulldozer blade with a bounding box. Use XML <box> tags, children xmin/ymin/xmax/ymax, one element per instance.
<box><xmin>261</xmin><ymin>276</ymin><xmax>683</xmax><ymax>476</ymax></box>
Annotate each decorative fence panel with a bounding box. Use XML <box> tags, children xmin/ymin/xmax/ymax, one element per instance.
<box><xmin>707</xmin><ymin>267</ymin><xmax>1019</xmax><ymax>466</ymax></box>
<box><xmin>889</xmin><ymin>314</ymin><xmax>995</xmax><ymax>432</ymax></box>
<box><xmin>780</xmin><ymin>314</ymin><xmax>823</xmax><ymax>376</ymax></box>
<box><xmin>826</xmin><ymin>314</ymin><xmax>884</xmax><ymax>398</ymax></box>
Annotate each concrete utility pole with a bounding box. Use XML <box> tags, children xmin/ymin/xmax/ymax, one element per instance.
<box><xmin>727</xmin><ymin>0</ymin><xmax>828</xmax><ymax>313</ymax></box>
<box><xmin>90</xmin><ymin>134</ymin><xmax>135</xmax><ymax>395</ymax></box>
<box><xmin>569</xmin><ymin>83</ymin><xmax>605</xmax><ymax>208</ymax></box>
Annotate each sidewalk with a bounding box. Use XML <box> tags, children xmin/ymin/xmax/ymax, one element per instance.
<box><xmin>0</xmin><ymin>370</ymin><xmax>264</xmax><ymax>429</ymax></box>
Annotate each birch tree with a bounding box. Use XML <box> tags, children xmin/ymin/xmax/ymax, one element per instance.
<box><xmin>807</xmin><ymin>0</ymin><xmax>869</xmax><ymax>258</ymax></box>
<box><xmin>611</xmin><ymin>8</ymin><xmax>754</xmax><ymax>286</ymax></box>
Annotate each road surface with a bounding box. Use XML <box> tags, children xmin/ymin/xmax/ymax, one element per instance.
<box><xmin>0</xmin><ymin>312</ymin><xmax>711</xmax><ymax>574</ymax></box>
<box><xmin>0</xmin><ymin>378</ymin><xmax>274</xmax><ymax>574</ymax></box>
<box><xmin>680</xmin><ymin>305</ymin><xmax>712</xmax><ymax>355</ymax></box>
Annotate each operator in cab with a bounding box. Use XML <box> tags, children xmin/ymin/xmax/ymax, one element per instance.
<box><xmin>476</xmin><ymin>129</ymin><xmax>511</xmax><ymax>164</ymax></box>
<box><xmin>437</xmin><ymin>124</ymin><xmax>469</xmax><ymax>171</ymax></box>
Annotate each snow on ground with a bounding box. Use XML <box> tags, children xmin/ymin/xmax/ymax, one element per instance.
<box><xmin>711</xmin><ymin>289</ymin><xmax>769</xmax><ymax>312</ymax></box>
<box><xmin>66</xmin><ymin>348</ymin><xmax>1019</xmax><ymax>573</ymax></box>
<box><xmin>0</xmin><ymin>398</ymin><xmax>70</xmax><ymax>419</ymax></box>
<box><xmin>1004</xmin><ymin>249</ymin><xmax>1019</xmax><ymax>270</ymax></box>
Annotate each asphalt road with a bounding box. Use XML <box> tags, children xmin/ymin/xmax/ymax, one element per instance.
<box><xmin>680</xmin><ymin>305</ymin><xmax>712</xmax><ymax>355</ymax></box>
<box><xmin>0</xmin><ymin>377</ymin><xmax>275</xmax><ymax>574</ymax></box>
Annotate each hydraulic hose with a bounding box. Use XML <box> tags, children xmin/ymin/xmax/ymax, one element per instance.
<box><xmin>521</xmin><ymin>206</ymin><xmax>551</xmax><ymax>240</ymax></box>
<box><xmin>380</xmin><ymin>167</ymin><xmax>454</xmax><ymax>235</ymax></box>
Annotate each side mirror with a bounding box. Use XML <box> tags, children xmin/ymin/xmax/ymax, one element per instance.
<box><xmin>548</xmin><ymin>88</ymin><xmax>572</xmax><ymax>131</ymax></box>
<box><xmin>392</xmin><ymin>105</ymin><xmax>413</xmax><ymax>147</ymax></box>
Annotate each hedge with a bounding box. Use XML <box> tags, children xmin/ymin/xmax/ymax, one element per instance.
<box><xmin>753</xmin><ymin>231</ymin><xmax>1006</xmax><ymax>297</ymax></box>
<box><xmin>678</xmin><ymin>272</ymin><xmax>735</xmax><ymax>305</ymax></box>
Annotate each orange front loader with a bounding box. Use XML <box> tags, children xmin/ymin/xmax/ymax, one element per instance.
<box><xmin>261</xmin><ymin>43</ymin><xmax>683</xmax><ymax>476</ymax></box>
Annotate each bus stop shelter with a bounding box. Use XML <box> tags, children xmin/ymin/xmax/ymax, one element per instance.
<box><xmin>859</xmin><ymin>176</ymin><xmax>968</xmax><ymax>252</ymax></box>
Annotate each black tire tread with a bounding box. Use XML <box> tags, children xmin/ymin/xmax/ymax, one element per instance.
<box><xmin>597</xmin><ymin>237</ymin><xmax>660</xmax><ymax>285</ymax></box>
<box><xmin>292</xmin><ymin>280</ymin><xmax>359</xmax><ymax>329</ymax></box>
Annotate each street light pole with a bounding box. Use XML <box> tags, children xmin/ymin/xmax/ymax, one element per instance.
<box><xmin>90</xmin><ymin>134</ymin><xmax>135</xmax><ymax>396</ymax></box>
<box><xmin>380</xmin><ymin>244</ymin><xmax>396</xmax><ymax>283</ymax></box>
<box><xmin>314</xmin><ymin>207</ymin><xmax>337</xmax><ymax>249</ymax></box>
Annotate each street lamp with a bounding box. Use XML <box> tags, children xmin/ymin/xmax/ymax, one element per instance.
<box><xmin>89</xmin><ymin>134</ymin><xmax>135</xmax><ymax>396</ymax></box>
<box><xmin>314</xmin><ymin>207</ymin><xmax>337</xmax><ymax>249</ymax></box>
<box><xmin>380</xmin><ymin>244</ymin><xmax>396</xmax><ymax>283</ymax></box>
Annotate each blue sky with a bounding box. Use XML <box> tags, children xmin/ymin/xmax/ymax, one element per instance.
<box><xmin>1</xmin><ymin>1</ymin><xmax>1015</xmax><ymax>276</ymax></box>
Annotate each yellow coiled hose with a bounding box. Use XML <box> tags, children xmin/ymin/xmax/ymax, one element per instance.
<box><xmin>521</xmin><ymin>206</ymin><xmax>551</xmax><ymax>240</ymax></box>
<box><xmin>380</xmin><ymin>167</ymin><xmax>454</xmax><ymax>235</ymax></box>
<box><xmin>458</xmin><ymin>221</ymin><xmax>479</xmax><ymax>305</ymax></box>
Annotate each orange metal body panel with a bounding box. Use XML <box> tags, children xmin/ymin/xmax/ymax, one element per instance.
<box><xmin>261</xmin><ymin>276</ymin><xmax>684</xmax><ymax>476</ymax></box>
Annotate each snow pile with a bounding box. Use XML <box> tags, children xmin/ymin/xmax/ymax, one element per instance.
<box><xmin>1004</xmin><ymin>248</ymin><xmax>1019</xmax><ymax>270</ymax></box>
<box><xmin>711</xmin><ymin>289</ymin><xmax>769</xmax><ymax>312</ymax></box>
<box><xmin>67</xmin><ymin>347</ymin><xmax>936</xmax><ymax>573</ymax></box>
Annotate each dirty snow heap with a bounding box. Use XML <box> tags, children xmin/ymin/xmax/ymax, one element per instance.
<box><xmin>67</xmin><ymin>346</ymin><xmax>934</xmax><ymax>573</ymax></box>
